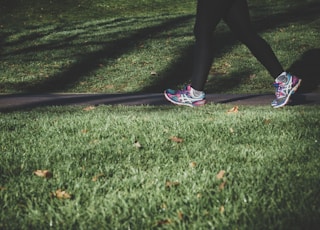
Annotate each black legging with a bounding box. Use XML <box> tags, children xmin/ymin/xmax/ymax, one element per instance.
<box><xmin>191</xmin><ymin>0</ymin><xmax>284</xmax><ymax>91</ymax></box>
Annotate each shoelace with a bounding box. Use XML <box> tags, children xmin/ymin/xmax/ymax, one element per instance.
<box><xmin>176</xmin><ymin>87</ymin><xmax>190</xmax><ymax>96</ymax></box>
<box><xmin>273</xmin><ymin>82</ymin><xmax>290</xmax><ymax>99</ymax></box>
<box><xmin>273</xmin><ymin>83</ymin><xmax>282</xmax><ymax>98</ymax></box>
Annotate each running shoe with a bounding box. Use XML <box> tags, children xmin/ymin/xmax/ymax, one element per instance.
<box><xmin>164</xmin><ymin>85</ymin><xmax>206</xmax><ymax>107</ymax></box>
<box><xmin>271</xmin><ymin>73</ymin><xmax>302</xmax><ymax>108</ymax></box>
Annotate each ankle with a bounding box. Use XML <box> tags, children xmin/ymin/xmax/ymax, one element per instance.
<box><xmin>190</xmin><ymin>87</ymin><xmax>204</xmax><ymax>98</ymax></box>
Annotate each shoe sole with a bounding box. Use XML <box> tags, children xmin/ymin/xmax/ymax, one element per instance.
<box><xmin>273</xmin><ymin>79</ymin><xmax>302</xmax><ymax>108</ymax></box>
<box><xmin>164</xmin><ymin>91</ymin><xmax>206</xmax><ymax>107</ymax></box>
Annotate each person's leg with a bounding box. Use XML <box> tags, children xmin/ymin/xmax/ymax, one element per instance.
<box><xmin>223</xmin><ymin>0</ymin><xmax>284</xmax><ymax>79</ymax></box>
<box><xmin>164</xmin><ymin>0</ymin><xmax>235</xmax><ymax>107</ymax></box>
<box><xmin>191</xmin><ymin>0</ymin><xmax>235</xmax><ymax>91</ymax></box>
<box><xmin>223</xmin><ymin>0</ymin><xmax>301</xmax><ymax>108</ymax></box>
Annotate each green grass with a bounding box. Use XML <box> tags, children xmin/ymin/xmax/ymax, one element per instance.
<box><xmin>0</xmin><ymin>105</ymin><xmax>320</xmax><ymax>229</ymax></box>
<box><xmin>1</xmin><ymin>1</ymin><xmax>320</xmax><ymax>229</ymax></box>
<box><xmin>0</xmin><ymin>0</ymin><xmax>319</xmax><ymax>94</ymax></box>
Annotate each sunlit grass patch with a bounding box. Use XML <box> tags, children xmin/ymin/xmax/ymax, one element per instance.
<box><xmin>0</xmin><ymin>104</ymin><xmax>319</xmax><ymax>228</ymax></box>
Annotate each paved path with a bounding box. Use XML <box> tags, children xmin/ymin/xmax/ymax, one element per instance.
<box><xmin>0</xmin><ymin>92</ymin><xmax>319</xmax><ymax>112</ymax></box>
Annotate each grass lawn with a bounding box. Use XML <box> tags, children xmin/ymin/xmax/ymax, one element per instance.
<box><xmin>0</xmin><ymin>105</ymin><xmax>319</xmax><ymax>229</ymax></box>
<box><xmin>1</xmin><ymin>0</ymin><xmax>320</xmax><ymax>229</ymax></box>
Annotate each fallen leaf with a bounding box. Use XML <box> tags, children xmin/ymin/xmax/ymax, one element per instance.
<box><xmin>160</xmin><ymin>203</ymin><xmax>167</xmax><ymax>211</ymax></box>
<box><xmin>216</xmin><ymin>170</ymin><xmax>226</xmax><ymax>180</ymax></box>
<box><xmin>227</xmin><ymin>106</ymin><xmax>239</xmax><ymax>114</ymax></box>
<box><xmin>0</xmin><ymin>187</ymin><xmax>6</xmax><ymax>191</ymax></box>
<box><xmin>170</xmin><ymin>136</ymin><xmax>183</xmax><ymax>143</ymax></box>
<box><xmin>156</xmin><ymin>219</ymin><xmax>172</xmax><ymax>227</ymax></box>
<box><xmin>83</xmin><ymin>106</ymin><xmax>95</xmax><ymax>111</ymax></box>
<box><xmin>165</xmin><ymin>181</ymin><xmax>180</xmax><ymax>188</ymax></box>
<box><xmin>177</xmin><ymin>211</ymin><xmax>184</xmax><ymax>220</ymax></box>
<box><xmin>51</xmin><ymin>189</ymin><xmax>72</xmax><ymax>199</ymax></box>
<box><xmin>133</xmin><ymin>141</ymin><xmax>142</xmax><ymax>149</ymax></box>
<box><xmin>92</xmin><ymin>173</ymin><xmax>105</xmax><ymax>182</ymax></box>
<box><xmin>81</xmin><ymin>129</ymin><xmax>89</xmax><ymax>134</ymax></box>
<box><xmin>219</xmin><ymin>181</ymin><xmax>227</xmax><ymax>190</ymax></box>
<box><xmin>34</xmin><ymin>170</ymin><xmax>53</xmax><ymax>179</ymax></box>
<box><xmin>264</xmin><ymin>119</ymin><xmax>271</xmax><ymax>125</ymax></box>
<box><xmin>189</xmin><ymin>162</ymin><xmax>197</xmax><ymax>168</ymax></box>
<box><xmin>219</xmin><ymin>206</ymin><xmax>225</xmax><ymax>214</ymax></box>
<box><xmin>223</xmin><ymin>62</ymin><xmax>231</xmax><ymax>68</ymax></box>
<box><xmin>249</xmin><ymin>74</ymin><xmax>256</xmax><ymax>80</ymax></box>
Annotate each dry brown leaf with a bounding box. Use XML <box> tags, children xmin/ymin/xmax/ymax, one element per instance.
<box><xmin>51</xmin><ymin>189</ymin><xmax>72</xmax><ymax>199</ymax></box>
<box><xmin>165</xmin><ymin>181</ymin><xmax>180</xmax><ymax>188</ymax></box>
<box><xmin>216</xmin><ymin>170</ymin><xmax>226</xmax><ymax>180</ymax></box>
<box><xmin>0</xmin><ymin>187</ymin><xmax>6</xmax><ymax>191</ymax></box>
<box><xmin>83</xmin><ymin>106</ymin><xmax>95</xmax><ymax>111</ymax></box>
<box><xmin>81</xmin><ymin>129</ymin><xmax>89</xmax><ymax>134</ymax></box>
<box><xmin>219</xmin><ymin>206</ymin><xmax>225</xmax><ymax>214</ymax></box>
<box><xmin>34</xmin><ymin>170</ymin><xmax>53</xmax><ymax>179</ymax></box>
<box><xmin>160</xmin><ymin>203</ymin><xmax>167</xmax><ymax>211</ymax></box>
<box><xmin>249</xmin><ymin>74</ymin><xmax>256</xmax><ymax>80</ymax></box>
<box><xmin>264</xmin><ymin>119</ymin><xmax>271</xmax><ymax>125</ymax></box>
<box><xmin>156</xmin><ymin>219</ymin><xmax>172</xmax><ymax>226</ymax></box>
<box><xmin>177</xmin><ymin>211</ymin><xmax>184</xmax><ymax>220</ymax></box>
<box><xmin>170</xmin><ymin>136</ymin><xmax>183</xmax><ymax>143</ymax></box>
<box><xmin>219</xmin><ymin>181</ymin><xmax>227</xmax><ymax>190</ymax></box>
<box><xmin>223</xmin><ymin>62</ymin><xmax>231</xmax><ymax>68</ymax></box>
<box><xmin>189</xmin><ymin>162</ymin><xmax>197</xmax><ymax>168</ymax></box>
<box><xmin>227</xmin><ymin>106</ymin><xmax>239</xmax><ymax>114</ymax></box>
<box><xmin>92</xmin><ymin>173</ymin><xmax>105</xmax><ymax>182</ymax></box>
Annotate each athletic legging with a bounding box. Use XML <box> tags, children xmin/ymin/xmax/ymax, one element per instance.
<box><xmin>191</xmin><ymin>0</ymin><xmax>284</xmax><ymax>91</ymax></box>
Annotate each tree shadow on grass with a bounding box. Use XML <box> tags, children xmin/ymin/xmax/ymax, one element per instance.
<box><xmin>0</xmin><ymin>32</ymin><xmax>7</xmax><ymax>56</ymax></box>
<box><xmin>16</xmin><ymin>15</ymin><xmax>194</xmax><ymax>93</ymax></box>
<box><xmin>1</xmin><ymin>1</ymin><xmax>319</xmax><ymax>96</ymax></box>
<box><xmin>141</xmin><ymin>28</ymin><xmax>238</xmax><ymax>93</ymax></box>
<box><xmin>141</xmin><ymin>45</ymin><xmax>194</xmax><ymax>93</ymax></box>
